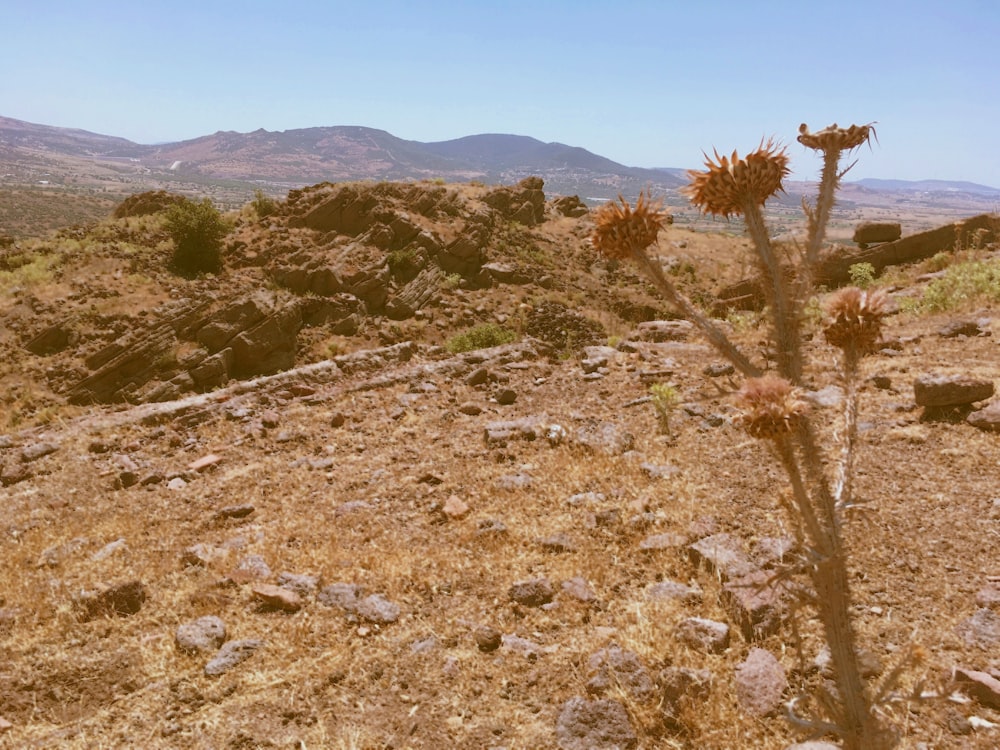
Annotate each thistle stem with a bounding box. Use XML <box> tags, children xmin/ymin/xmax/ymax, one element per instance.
<box><xmin>743</xmin><ymin>201</ymin><xmax>802</xmax><ymax>382</ymax></box>
<box><xmin>805</xmin><ymin>147</ymin><xmax>843</xmax><ymax>270</ymax></box>
<box><xmin>834</xmin><ymin>347</ymin><xmax>861</xmax><ymax>508</ymax></box>
<box><xmin>630</xmin><ymin>246</ymin><xmax>762</xmax><ymax>378</ymax></box>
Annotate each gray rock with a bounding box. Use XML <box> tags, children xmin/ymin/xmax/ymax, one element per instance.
<box><xmin>317</xmin><ymin>582</ymin><xmax>362</xmax><ymax>612</ymax></box>
<box><xmin>176</xmin><ymin>616</ymin><xmax>227</xmax><ymax>654</ymax></box>
<box><xmin>646</xmin><ymin>580</ymin><xmax>702</xmax><ymax>604</ymax></box>
<box><xmin>735</xmin><ymin>648</ymin><xmax>787</xmax><ymax>715</ymax></box>
<box><xmin>573</xmin><ymin>421</ymin><xmax>635</xmax><ymax>455</ymax></box>
<box><xmin>496</xmin><ymin>472</ymin><xmax>533</xmax><ymax>490</ymax></box>
<box><xmin>968</xmin><ymin>401</ymin><xmax>1000</xmax><ymax>432</ymax></box>
<box><xmin>660</xmin><ymin>666</ymin><xmax>712</xmax><ymax>714</ymax></box>
<box><xmin>914</xmin><ymin>373</ymin><xmax>994</xmax><ymax>407</ymax></box>
<box><xmin>234</xmin><ymin>554</ymin><xmax>272</xmax><ymax>581</ymax></box>
<box><xmin>204</xmin><ymin>639</ymin><xmax>264</xmax><ymax>676</ymax></box>
<box><xmin>561</xmin><ymin>577</ymin><xmax>596</xmax><ymax>603</ymax></box>
<box><xmin>90</xmin><ymin>538</ymin><xmax>127</xmax><ymax>562</ymax></box>
<box><xmin>586</xmin><ymin>645</ymin><xmax>656</xmax><ymax>701</ymax></box>
<box><xmin>20</xmin><ymin>442</ymin><xmax>59</xmax><ymax>463</ymax></box>
<box><xmin>556</xmin><ymin>697</ymin><xmax>637</xmax><ymax>750</ymax></box>
<box><xmin>722</xmin><ymin>569</ymin><xmax>794</xmax><ymax>641</ymax></box>
<box><xmin>474</xmin><ymin>625</ymin><xmax>502</xmax><ymax>652</ymax></box>
<box><xmin>938</xmin><ymin>318</ymin><xmax>990</xmax><ymax>338</ymax></box>
<box><xmin>538</xmin><ymin>533</ymin><xmax>577</xmax><ymax>552</ymax></box>
<box><xmin>639</xmin><ymin>533</ymin><xmax>687</xmax><ymax>552</ymax></box>
<box><xmin>501</xmin><ymin>633</ymin><xmax>543</xmax><ymax>659</ymax></box>
<box><xmin>688</xmin><ymin>533</ymin><xmax>758</xmax><ymax>581</ymax></box>
<box><xmin>277</xmin><ymin>572</ymin><xmax>320</xmax><ymax>597</ymax></box>
<box><xmin>509</xmin><ymin>577</ymin><xmax>554</xmax><ymax>607</ymax></box>
<box><xmin>956</xmin><ymin>608</ymin><xmax>1000</xmax><ymax>649</ymax></box>
<box><xmin>674</xmin><ymin>617</ymin><xmax>730</xmax><ymax>653</ymax></box>
<box><xmin>355</xmin><ymin>594</ymin><xmax>400</xmax><ymax>624</ymax></box>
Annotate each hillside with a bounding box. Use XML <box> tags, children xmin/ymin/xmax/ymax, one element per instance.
<box><xmin>0</xmin><ymin>178</ymin><xmax>999</xmax><ymax>748</ymax></box>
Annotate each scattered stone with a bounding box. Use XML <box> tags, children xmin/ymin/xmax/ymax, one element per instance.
<box><xmin>538</xmin><ymin>533</ymin><xmax>577</xmax><ymax>552</ymax></box>
<box><xmin>260</xmin><ymin>410</ymin><xmax>281</xmax><ymax>428</ymax></box>
<box><xmin>674</xmin><ymin>617</ymin><xmax>730</xmax><ymax>653</ymax></box>
<box><xmin>976</xmin><ymin>583</ymin><xmax>1000</xmax><ymax>609</ymax></box>
<box><xmin>509</xmin><ymin>577</ymin><xmax>555</xmax><ymax>607</ymax></box>
<box><xmin>214</xmin><ymin>504</ymin><xmax>255</xmax><ymax>521</ymax></box>
<box><xmin>204</xmin><ymin>639</ymin><xmax>264</xmax><ymax>676</ymax></box>
<box><xmin>688</xmin><ymin>533</ymin><xmax>758</xmax><ymax>581</ymax></box>
<box><xmin>953</xmin><ymin>667</ymin><xmax>1000</xmax><ymax>710</ymax></box>
<box><xmin>230</xmin><ymin>554</ymin><xmax>272</xmax><ymax>582</ymax></box>
<box><xmin>968</xmin><ymin>401</ymin><xmax>1000</xmax><ymax>432</ymax></box>
<box><xmin>496</xmin><ymin>472</ymin><xmax>533</xmax><ymax>490</ymax></box>
<box><xmin>0</xmin><ymin>462</ymin><xmax>32</xmax><ymax>486</ymax></box>
<box><xmin>20</xmin><ymin>441</ymin><xmax>59</xmax><ymax>463</ymax></box>
<box><xmin>251</xmin><ymin>583</ymin><xmax>303</xmax><ymax>612</ymax></box>
<box><xmin>181</xmin><ymin>542</ymin><xmax>227</xmax><ymax>568</ymax></box>
<box><xmin>0</xmin><ymin>716</ymin><xmax>11</xmax><ymax>733</ymax></box>
<box><xmin>188</xmin><ymin>453</ymin><xmax>223</xmax><ymax>472</ymax></box>
<box><xmin>753</xmin><ymin>536</ymin><xmax>798</xmax><ymax>568</ymax></box>
<box><xmin>441</xmin><ymin>494</ymin><xmax>470</xmax><ymax>519</ymax></box>
<box><xmin>631</xmin><ymin>320</ymin><xmax>693</xmax><ymax>342</ymax></box>
<box><xmin>869</xmin><ymin>374</ymin><xmax>893</xmax><ymax>390</ymax></box>
<box><xmin>646</xmin><ymin>580</ymin><xmax>702</xmax><ymax>604</ymax></box>
<box><xmin>465</xmin><ymin>367</ymin><xmax>490</xmax><ymax>386</ymax></box>
<box><xmin>914</xmin><ymin>374</ymin><xmax>994</xmax><ymax>407</ymax></box>
<box><xmin>639</xmin><ymin>533</ymin><xmax>687</xmax><ymax>552</ymax></box>
<box><xmin>175</xmin><ymin>615</ymin><xmax>227</xmax><ymax>654</ymax></box>
<box><xmin>90</xmin><ymin>538</ymin><xmax>127</xmax><ymax>562</ymax></box>
<box><xmin>804</xmin><ymin>385</ymin><xmax>844</xmax><ymax>408</ymax></box>
<box><xmin>277</xmin><ymin>572</ymin><xmax>320</xmax><ymax>597</ymax></box>
<box><xmin>330</xmin><ymin>411</ymin><xmax>347</xmax><ymax>428</ymax></box>
<box><xmin>318</xmin><ymin>582</ymin><xmax>362</xmax><ymax>612</ymax></box>
<box><xmin>555</xmin><ymin>697</ymin><xmax>637</xmax><ymax>750</ymax></box>
<box><xmin>722</xmin><ymin>569</ymin><xmax>794</xmax><ymax>641</ymax></box>
<box><xmin>639</xmin><ymin>462</ymin><xmax>678</xmax><ymax>480</ymax></box>
<box><xmin>735</xmin><ymin>648</ymin><xmax>787</xmax><ymax>716</ymax></box>
<box><xmin>561</xmin><ymin>577</ymin><xmax>596</xmax><ymax>603</ymax></box>
<box><xmin>457</xmin><ymin>401</ymin><xmax>482</xmax><ymax>415</ymax></box>
<box><xmin>477</xmin><ymin>518</ymin><xmax>508</xmax><ymax>536</ymax></box>
<box><xmin>956</xmin><ymin>608</ymin><xmax>1000</xmax><ymax>649</ymax></box>
<box><xmin>566</xmin><ymin>491</ymin><xmax>606</xmax><ymax>506</ymax></box>
<box><xmin>501</xmin><ymin>634</ymin><xmax>543</xmax><ymax>659</ymax></box>
<box><xmin>77</xmin><ymin>580</ymin><xmax>147</xmax><ymax>620</ymax></box>
<box><xmin>586</xmin><ymin>644</ymin><xmax>656</xmax><ymax>701</ymax></box>
<box><xmin>573</xmin><ymin>421</ymin><xmax>635</xmax><ymax>455</ymax></box>
<box><xmin>484</xmin><ymin>416</ymin><xmax>543</xmax><ymax>444</ymax></box>
<box><xmin>355</xmin><ymin>594</ymin><xmax>400</xmax><ymax>624</ymax></box>
<box><xmin>704</xmin><ymin>362</ymin><xmax>735</xmax><ymax>378</ymax></box>
<box><xmin>167</xmin><ymin>477</ymin><xmax>187</xmax><ymax>491</ymax></box>
<box><xmin>474</xmin><ymin>625</ymin><xmax>502</xmax><ymax>652</ymax></box>
<box><xmin>938</xmin><ymin>319</ymin><xmax>990</xmax><ymax>338</ymax></box>
<box><xmin>495</xmin><ymin>388</ymin><xmax>517</xmax><ymax>405</ymax></box>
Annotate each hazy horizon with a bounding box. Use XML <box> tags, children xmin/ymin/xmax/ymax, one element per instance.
<box><xmin>3</xmin><ymin>0</ymin><xmax>998</xmax><ymax>186</ymax></box>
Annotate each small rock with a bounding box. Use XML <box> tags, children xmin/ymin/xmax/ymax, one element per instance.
<box><xmin>20</xmin><ymin>441</ymin><xmax>59</xmax><ymax>463</ymax></box>
<box><xmin>1</xmin><ymin>461</ymin><xmax>32</xmax><ymax>486</ymax></box>
<box><xmin>330</xmin><ymin>412</ymin><xmax>346</xmax><ymax>428</ymax></box>
<box><xmin>260</xmin><ymin>410</ymin><xmax>281</xmax><ymax>428</ymax></box>
<box><xmin>277</xmin><ymin>572</ymin><xmax>320</xmax><ymax>597</ymax></box>
<box><xmin>976</xmin><ymin>583</ymin><xmax>1000</xmax><ymax>609</ymax></box>
<box><xmin>214</xmin><ymin>504</ymin><xmax>255</xmax><ymax>521</ymax></box>
<box><xmin>539</xmin><ymin>533</ymin><xmax>577</xmax><ymax>552</ymax></box>
<box><xmin>639</xmin><ymin>462</ymin><xmax>678</xmax><ymax>479</ymax></box>
<box><xmin>229</xmin><ymin>554</ymin><xmax>272</xmax><ymax>582</ymax></box>
<box><xmin>968</xmin><ymin>401</ymin><xmax>1000</xmax><ymax>432</ymax></box>
<box><xmin>735</xmin><ymin>648</ymin><xmax>787</xmax><ymax>715</ymax></box>
<box><xmin>355</xmin><ymin>594</ymin><xmax>400</xmax><ymax>624</ymax></box>
<box><xmin>722</xmin><ymin>569</ymin><xmax>794</xmax><ymax>641</ymax></box>
<box><xmin>953</xmin><ymin>667</ymin><xmax>1000</xmax><ymax>709</ymax></box>
<box><xmin>704</xmin><ymin>362</ymin><xmax>735</xmax><ymax>378</ymax></box>
<box><xmin>631</xmin><ymin>320</ymin><xmax>693</xmax><ymax>342</ymax></box>
<box><xmin>639</xmin><ymin>533</ymin><xmax>687</xmax><ymax>551</ymax></box>
<box><xmin>457</xmin><ymin>401</ymin><xmax>482</xmax><ymax>415</ymax></box>
<box><xmin>167</xmin><ymin>477</ymin><xmax>187</xmax><ymax>491</ymax></box>
<box><xmin>939</xmin><ymin>319</ymin><xmax>990</xmax><ymax>338</ymax></box>
<box><xmin>914</xmin><ymin>374</ymin><xmax>994</xmax><ymax>407</ymax></box>
<box><xmin>175</xmin><ymin>615</ymin><xmax>227</xmax><ymax>653</ymax></box>
<box><xmin>181</xmin><ymin>542</ymin><xmax>227</xmax><ymax>567</ymax></box>
<box><xmin>496</xmin><ymin>472</ymin><xmax>533</xmax><ymax>490</ymax></box>
<box><xmin>574</xmin><ymin>421</ymin><xmax>635</xmax><ymax>455</ymax></box>
<box><xmin>0</xmin><ymin>716</ymin><xmax>11</xmax><ymax>733</ymax></box>
<box><xmin>869</xmin><ymin>374</ymin><xmax>893</xmax><ymax>390</ymax></box>
<box><xmin>688</xmin><ymin>533</ymin><xmax>758</xmax><ymax>581</ymax></box>
<box><xmin>188</xmin><ymin>453</ymin><xmax>223</xmax><ymax>472</ymax></box>
<box><xmin>561</xmin><ymin>577</ymin><xmax>596</xmax><ymax>603</ymax></box>
<box><xmin>586</xmin><ymin>645</ymin><xmax>656</xmax><ymax>701</ymax></box>
<box><xmin>475</xmin><ymin>625</ymin><xmax>502</xmax><ymax>652</ymax></box>
<box><xmin>465</xmin><ymin>367</ymin><xmax>490</xmax><ymax>386</ymax></box>
<box><xmin>90</xmin><ymin>538</ymin><xmax>127</xmax><ymax>562</ymax></box>
<box><xmin>646</xmin><ymin>580</ymin><xmax>702</xmax><ymax>604</ymax></box>
<box><xmin>783</xmin><ymin>742</ymin><xmax>843</xmax><ymax>750</ymax></box>
<box><xmin>477</xmin><ymin>518</ymin><xmax>508</xmax><ymax>536</ymax></box>
<box><xmin>501</xmin><ymin>634</ymin><xmax>543</xmax><ymax>659</ymax></box>
<box><xmin>204</xmin><ymin>639</ymin><xmax>263</xmax><ymax>676</ymax></box>
<box><xmin>495</xmin><ymin>388</ymin><xmax>517</xmax><ymax>405</ymax></box>
<box><xmin>674</xmin><ymin>617</ymin><xmax>730</xmax><ymax>653</ymax></box>
<box><xmin>317</xmin><ymin>583</ymin><xmax>362</xmax><ymax>611</ymax></box>
<box><xmin>509</xmin><ymin>577</ymin><xmax>555</xmax><ymax>607</ymax></box>
<box><xmin>660</xmin><ymin>666</ymin><xmax>712</xmax><ymax>721</ymax></box>
<box><xmin>251</xmin><ymin>583</ymin><xmax>303</xmax><ymax>612</ymax></box>
<box><xmin>956</xmin><ymin>608</ymin><xmax>1000</xmax><ymax>649</ymax></box>
<box><xmin>555</xmin><ymin>697</ymin><xmax>637</xmax><ymax>750</ymax></box>
<box><xmin>77</xmin><ymin>580</ymin><xmax>147</xmax><ymax>620</ymax></box>
<box><xmin>441</xmin><ymin>494</ymin><xmax>470</xmax><ymax>519</ymax></box>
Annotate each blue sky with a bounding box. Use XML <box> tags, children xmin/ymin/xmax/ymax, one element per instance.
<box><xmin>3</xmin><ymin>0</ymin><xmax>998</xmax><ymax>185</ymax></box>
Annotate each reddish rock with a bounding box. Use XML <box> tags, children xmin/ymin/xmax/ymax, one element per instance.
<box><xmin>914</xmin><ymin>374</ymin><xmax>993</xmax><ymax>407</ymax></box>
<box><xmin>555</xmin><ymin>697</ymin><xmax>637</xmax><ymax>750</ymax></box>
<box><xmin>953</xmin><ymin>667</ymin><xmax>1000</xmax><ymax>709</ymax></box>
<box><xmin>251</xmin><ymin>583</ymin><xmax>303</xmax><ymax>612</ymax></box>
<box><xmin>722</xmin><ymin>569</ymin><xmax>795</xmax><ymax>641</ymax></box>
<box><xmin>509</xmin><ymin>578</ymin><xmax>554</xmax><ymax>607</ymax></box>
<box><xmin>688</xmin><ymin>533</ymin><xmax>758</xmax><ymax>581</ymax></box>
<box><xmin>735</xmin><ymin>648</ymin><xmax>787</xmax><ymax>715</ymax></box>
<box><xmin>968</xmin><ymin>401</ymin><xmax>1000</xmax><ymax>432</ymax></box>
<box><xmin>675</xmin><ymin>617</ymin><xmax>730</xmax><ymax>653</ymax></box>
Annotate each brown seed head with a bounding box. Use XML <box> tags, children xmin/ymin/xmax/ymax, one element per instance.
<box><xmin>736</xmin><ymin>375</ymin><xmax>809</xmax><ymax>440</ymax></box>
<box><xmin>684</xmin><ymin>139</ymin><xmax>790</xmax><ymax>218</ymax></box>
<box><xmin>590</xmin><ymin>191</ymin><xmax>669</xmax><ymax>260</ymax></box>
<box><xmin>797</xmin><ymin>122</ymin><xmax>874</xmax><ymax>153</ymax></box>
<box><xmin>823</xmin><ymin>286</ymin><xmax>887</xmax><ymax>354</ymax></box>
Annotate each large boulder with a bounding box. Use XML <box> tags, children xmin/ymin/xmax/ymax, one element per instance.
<box><xmin>482</xmin><ymin>177</ymin><xmax>546</xmax><ymax>226</ymax></box>
<box><xmin>853</xmin><ymin>221</ymin><xmax>901</xmax><ymax>245</ymax></box>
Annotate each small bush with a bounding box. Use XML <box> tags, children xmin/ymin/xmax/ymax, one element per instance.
<box><xmin>917</xmin><ymin>257</ymin><xmax>1000</xmax><ymax>312</ymax></box>
<box><xmin>649</xmin><ymin>382</ymin><xmax>680</xmax><ymax>436</ymax></box>
<box><xmin>848</xmin><ymin>262</ymin><xmax>876</xmax><ymax>289</ymax></box>
<box><xmin>164</xmin><ymin>198</ymin><xmax>229</xmax><ymax>276</ymax></box>
<box><xmin>251</xmin><ymin>189</ymin><xmax>278</xmax><ymax>219</ymax></box>
<box><xmin>445</xmin><ymin>323</ymin><xmax>517</xmax><ymax>353</ymax></box>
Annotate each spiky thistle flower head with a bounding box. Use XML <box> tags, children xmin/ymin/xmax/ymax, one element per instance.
<box><xmin>797</xmin><ymin>122</ymin><xmax>875</xmax><ymax>153</ymax></box>
<box><xmin>822</xmin><ymin>286</ymin><xmax>887</xmax><ymax>354</ymax></box>
<box><xmin>590</xmin><ymin>191</ymin><xmax>669</xmax><ymax>260</ymax></box>
<box><xmin>683</xmin><ymin>139</ymin><xmax>790</xmax><ymax>218</ymax></box>
<box><xmin>736</xmin><ymin>375</ymin><xmax>809</xmax><ymax>440</ymax></box>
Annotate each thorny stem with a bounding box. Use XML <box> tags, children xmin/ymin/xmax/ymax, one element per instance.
<box><xmin>805</xmin><ymin>146</ymin><xmax>844</xmax><ymax>270</ymax></box>
<box><xmin>743</xmin><ymin>201</ymin><xmax>803</xmax><ymax>383</ymax></box>
<box><xmin>629</xmin><ymin>246</ymin><xmax>762</xmax><ymax>378</ymax></box>
<box><xmin>834</xmin><ymin>347</ymin><xmax>862</xmax><ymax>509</ymax></box>
<box><xmin>772</xmin><ymin>437</ymin><xmax>827</xmax><ymax>555</ymax></box>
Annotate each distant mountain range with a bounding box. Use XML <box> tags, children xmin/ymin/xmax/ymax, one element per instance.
<box><xmin>1</xmin><ymin>115</ymin><xmax>997</xmax><ymax>203</ymax></box>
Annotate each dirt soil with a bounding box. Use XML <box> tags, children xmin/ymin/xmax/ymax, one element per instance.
<box><xmin>1</xmin><ymin>182</ymin><xmax>999</xmax><ymax>749</ymax></box>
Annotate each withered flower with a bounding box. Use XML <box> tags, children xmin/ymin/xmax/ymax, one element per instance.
<box><xmin>737</xmin><ymin>375</ymin><xmax>809</xmax><ymax>440</ymax></box>
<box><xmin>797</xmin><ymin>122</ymin><xmax>874</xmax><ymax>153</ymax></box>
<box><xmin>590</xmin><ymin>191</ymin><xmax>669</xmax><ymax>260</ymax></box>
<box><xmin>823</xmin><ymin>286</ymin><xmax>887</xmax><ymax>354</ymax></box>
<box><xmin>684</xmin><ymin>139</ymin><xmax>790</xmax><ymax>218</ymax></box>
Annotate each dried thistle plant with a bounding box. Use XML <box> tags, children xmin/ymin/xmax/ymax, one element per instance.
<box><xmin>597</xmin><ymin>123</ymin><xmax>897</xmax><ymax>749</ymax></box>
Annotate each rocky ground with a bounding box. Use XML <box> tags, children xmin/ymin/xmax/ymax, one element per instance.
<box><xmin>1</xmin><ymin>181</ymin><xmax>999</xmax><ymax>748</ymax></box>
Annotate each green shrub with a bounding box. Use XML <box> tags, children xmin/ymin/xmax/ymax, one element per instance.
<box><xmin>164</xmin><ymin>198</ymin><xmax>228</xmax><ymax>275</ymax></box>
<box><xmin>251</xmin><ymin>189</ymin><xmax>278</xmax><ymax>219</ymax></box>
<box><xmin>649</xmin><ymin>382</ymin><xmax>680</xmax><ymax>436</ymax></box>
<box><xmin>445</xmin><ymin>323</ymin><xmax>517</xmax><ymax>353</ymax></box>
<box><xmin>918</xmin><ymin>257</ymin><xmax>1000</xmax><ymax>312</ymax></box>
<box><xmin>848</xmin><ymin>262</ymin><xmax>876</xmax><ymax>289</ymax></box>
